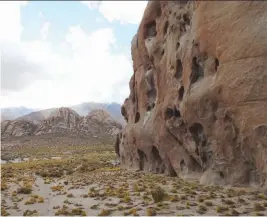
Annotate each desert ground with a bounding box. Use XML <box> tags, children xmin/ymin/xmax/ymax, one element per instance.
<box><xmin>1</xmin><ymin>140</ymin><xmax>267</xmax><ymax>216</ymax></box>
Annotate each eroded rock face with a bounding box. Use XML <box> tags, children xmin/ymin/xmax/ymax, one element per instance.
<box><xmin>117</xmin><ymin>1</ymin><xmax>267</xmax><ymax>187</ymax></box>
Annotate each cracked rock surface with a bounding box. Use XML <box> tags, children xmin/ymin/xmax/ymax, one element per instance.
<box><xmin>116</xmin><ymin>1</ymin><xmax>267</xmax><ymax>187</ymax></box>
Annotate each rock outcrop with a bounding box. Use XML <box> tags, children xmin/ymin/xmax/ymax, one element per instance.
<box><xmin>117</xmin><ymin>1</ymin><xmax>267</xmax><ymax>187</ymax></box>
<box><xmin>1</xmin><ymin>107</ymin><xmax>122</xmax><ymax>140</ymax></box>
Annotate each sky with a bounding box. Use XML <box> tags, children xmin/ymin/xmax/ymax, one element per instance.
<box><xmin>0</xmin><ymin>1</ymin><xmax>147</xmax><ymax>109</ymax></box>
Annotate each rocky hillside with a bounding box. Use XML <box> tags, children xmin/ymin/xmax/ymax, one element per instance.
<box><xmin>6</xmin><ymin>102</ymin><xmax>125</xmax><ymax>125</ymax></box>
<box><xmin>1</xmin><ymin>107</ymin><xmax>122</xmax><ymax>140</ymax></box>
<box><xmin>116</xmin><ymin>1</ymin><xmax>267</xmax><ymax>188</ymax></box>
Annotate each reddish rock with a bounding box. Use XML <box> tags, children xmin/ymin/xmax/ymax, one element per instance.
<box><xmin>117</xmin><ymin>1</ymin><xmax>267</xmax><ymax>187</ymax></box>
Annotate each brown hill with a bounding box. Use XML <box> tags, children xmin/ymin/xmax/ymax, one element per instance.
<box><xmin>1</xmin><ymin>107</ymin><xmax>122</xmax><ymax>142</ymax></box>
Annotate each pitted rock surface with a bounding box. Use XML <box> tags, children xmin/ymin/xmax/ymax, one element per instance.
<box><xmin>116</xmin><ymin>1</ymin><xmax>267</xmax><ymax>187</ymax></box>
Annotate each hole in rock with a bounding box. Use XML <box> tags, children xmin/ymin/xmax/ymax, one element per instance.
<box><xmin>135</xmin><ymin>112</ymin><xmax>140</xmax><ymax>123</ymax></box>
<box><xmin>178</xmin><ymin>86</ymin><xmax>184</xmax><ymax>101</ymax></box>
<box><xmin>174</xmin><ymin>59</ymin><xmax>183</xmax><ymax>79</ymax></box>
<box><xmin>144</xmin><ymin>20</ymin><xmax>157</xmax><ymax>39</ymax></box>
<box><xmin>180</xmin><ymin>159</ymin><xmax>186</xmax><ymax>171</ymax></box>
<box><xmin>189</xmin><ymin>123</ymin><xmax>205</xmax><ymax>146</ymax></box>
<box><xmin>180</xmin><ymin>23</ymin><xmax>186</xmax><ymax>33</ymax></box>
<box><xmin>183</xmin><ymin>14</ymin><xmax>190</xmax><ymax>25</ymax></box>
<box><xmin>255</xmin><ymin>125</ymin><xmax>267</xmax><ymax>137</ymax></box>
<box><xmin>168</xmin><ymin>161</ymin><xmax>177</xmax><ymax>177</ymax></box>
<box><xmin>161</xmin><ymin>49</ymin><xmax>165</xmax><ymax>56</ymax></box>
<box><xmin>163</xmin><ymin>21</ymin><xmax>169</xmax><ymax>35</ymax></box>
<box><xmin>224</xmin><ymin>114</ymin><xmax>232</xmax><ymax>122</ymax></box>
<box><xmin>164</xmin><ymin>108</ymin><xmax>174</xmax><ymax>120</ymax></box>
<box><xmin>215</xmin><ymin>58</ymin><xmax>219</xmax><ymax>71</ymax></box>
<box><xmin>190</xmin><ymin>57</ymin><xmax>204</xmax><ymax>84</ymax></box>
<box><xmin>174</xmin><ymin>108</ymin><xmax>181</xmax><ymax>118</ymax></box>
<box><xmin>176</xmin><ymin>42</ymin><xmax>180</xmax><ymax>50</ymax></box>
<box><xmin>151</xmin><ymin>146</ymin><xmax>165</xmax><ymax>173</ymax></box>
<box><xmin>219</xmin><ymin>172</ymin><xmax>224</xmax><ymax>179</ymax></box>
<box><xmin>138</xmin><ymin>149</ymin><xmax>147</xmax><ymax>171</ymax></box>
<box><xmin>147</xmin><ymin>88</ymin><xmax>157</xmax><ymax>100</ymax></box>
<box><xmin>147</xmin><ymin>102</ymin><xmax>155</xmax><ymax>111</ymax></box>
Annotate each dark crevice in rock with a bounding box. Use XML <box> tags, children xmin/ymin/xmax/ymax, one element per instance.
<box><xmin>147</xmin><ymin>102</ymin><xmax>155</xmax><ymax>111</ymax></box>
<box><xmin>176</xmin><ymin>42</ymin><xmax>180</xmax><ymax>50</ymax></box>
<box><xmin>135</xmin><ymin>112</ymin><xmax>140</xmax><ymax>123</ymax></box>
<box><xmin>189</xmin><ymin>123</ymin><xmax>205</xmax><ymax>146</ymax></box>
<box><xmin>178</xmin><ymin>86</ymin><xmax>184</xmax><ymax>101</ymax></box>
<box><xmin>175</xmin><ymin>59</ymin><xmax>183</xmax><ymax>79</ymax></box>
<box><xmin>144</xmin><ymin>20</ymin><xmax>157</xmax><ymax>39</ymax></box>
<box><xmin>215</xmin><ymin>57</ymin><xmax>219</xmax><ymax>71</ymax></box>
<box><xmin>167</xmin><ymin>159</ymin><xmax>177</xmax><ymax>177</ymax></box>
<box><xmin>161</xmin><ymin>49</ymin><xmax>165</xmax><ymax>57</ymax></box>
<box><xmin>164</xmin><ymin>20</ymin><xmax>169</xmax><ymax>35</ymax></box>
<box><xmin>190</xmin><ymin>57</ymin><xmax>204</xmax><ymax>84</ymax></box>
<box><xmin>174</xmin><ymin>108</ymin><xmax>181</xmax><ymax>118</ymax></box>
<box><xmin>138</xmin><ymin>149</ymin><xmax>147</xmax><ymax>170</ymax></box>
<box><xmin>180</xmin><ymin>159</ymin><xmax>186</xmax><ymax>171</ymax></box>
<box><xmin>164</xmin><ymin>108</ymin><xmax>174</xmax><ymax>120</ymax></box>
<box><xmin>151</xmin><ymin>146</ymin><xmax>165</xmax><ymax>173</ymax></box>
<box><xmin>182</xmin><ymin>14</ymin><xmax>190</xmax><ymax>25</ymax></box>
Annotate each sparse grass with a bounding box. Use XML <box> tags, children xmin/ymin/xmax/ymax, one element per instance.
<box><xmin>216</xmin><ymin>205</ymin><xmax>229</xmax><ymax>213</ymax></box>
<box><xmin>204</xmin><ymin>201</ymin><xmax>213</xmax><ymax>206</ymax></box>
<box><xmin>98</xmin><ymin>209</ymin><xmax>112</xmax><ymax>216</ymax></box>
<box><xmin>67</xmin><ymin>193</ymin><xmax>74</xmax><ymax>198</ymax></box>
<box><xmin>254</xmin><ymin>203</ymin><xmax>265</xmax><ymax>212</ymax></box>
<box><xmin>50</xmin><ymin>185</ymin><xmax>64</xmax><ymax>192</ymax></box>
<box><xmin>151</xmin><ymin>186</ymin><xmax>165</xmax><ymax>203</ymax></box>
<box><xmin>196</xmin><ymin>205</ymin><xmax>207</xmax><ymax>214</ymax></box>
<box><xmin>1</xmin><ymin>207</ymin><xmax>10</xmax><ymax>216</ymax></box>
<box><xmin>146</xmin><ymin>207</ymin><xmax>157</xmax><ymax>216</ymax></box>
<box><xmin>17</xmin><ymin>186</ymin><xmax>32</xmax><ymax>194</ymax></box>
<box><xmin>23</xmin><ymin>210</ymin><xmax>39</xmax><ymax>216</ymax></box>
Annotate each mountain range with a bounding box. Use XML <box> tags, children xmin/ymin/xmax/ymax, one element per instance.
<box><xmin>1</xmin><ymin>107</ymin><xmax>122</xmax><ymax>141</ymax></box>
<box><xmin>1</xmin><ymin>102</ymin><xmax>125</xmax><ymax>125</ymax></box>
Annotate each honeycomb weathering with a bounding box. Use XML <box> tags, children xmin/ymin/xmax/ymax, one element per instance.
<box><xmin>117</xmin><ymin>1</ymin><xmax>267</xmax><ymax>187</ymax></box>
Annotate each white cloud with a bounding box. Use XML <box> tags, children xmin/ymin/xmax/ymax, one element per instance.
<box><xmin>81</xmin><ymin>1</ymin><xmax>147</xmax><ymax>24</ymax></box>
<box><xmin>1</xmin><ymin>1</ymin><xmax>134</xmax><ymax>109</ymax></box>
<box><xmin>40</xmin><ymin>21</ymin><xmax>50</xmax><ymax>40</ymax></box>
<box><xmin>0</xmin><ymin>1</ymin><xmax>28</xmax><ymax>43</ymax></box>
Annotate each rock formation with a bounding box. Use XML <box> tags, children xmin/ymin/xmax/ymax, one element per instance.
<box><xmin>1</xmin><ymin>107</ymin><xmax>122</xmax><ymax>140</ymax></box>
<box><xmin>117</xmin><ymin>1</ymin><xmax>267</xmax><ymax>187</ymax></box>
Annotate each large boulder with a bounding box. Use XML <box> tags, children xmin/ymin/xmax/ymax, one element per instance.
<box><xmin>117</xmin><ymin>1</ymin><xmax>267</xmax><ymax>187</ymax></box>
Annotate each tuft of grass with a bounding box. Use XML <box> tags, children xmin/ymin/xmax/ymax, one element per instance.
<box><xmin>98</xmin><ymin>209</ymin><xmax>112</xmax><ymax>216</ymax></box>
<box><xmin>71</xmin><ymin>208</ymin><xmax>86</xmax><ymax>216</ymax></box>
<box><xmin>1</xmin><ymin>207</ymin><xmax>10</xmax><ymax>216</ymax></box>
<box><xmin>196</xmin><ymin>205</ymin><xmax>207</xmax><ymax>214</ymax></box>
<box><xmin>146</xmin><ymin>207</ymin><xmax>157</xmax><ymax>216</ymax></box>
<box><xmin>222</xmin><ymin>199</ymin><xmax>235</xmax><ymax>205</ymax></box>
<box><xmin>90</xmin><ymin>204</ymin><xmax>100</xmax><ymax>210</ymax></box>
<box><xmin>50</xmin><ymin>185</ymin><xmax>64</xmax><ymax>192</ymax></box>
<box><xmin>17</xmin><ymin>186</ymin><xmax>32</xmax><ymax>194</ymax></box>
<box><xmin>151</xmin><ymin>187</ymin><xmax>165</xmax><ymax>203</ymax></box>
<box><xmin>23</xmin><ymin>210</ymin><xmax>38</xmax><ymax>216</ymax></box>
<box><xmin>204</xmin><ymin>201</ymin><xmax>213</xmax><ymax>206</ymax></box>
<box><xmin>38</xmin><ymin>197</ymin><xmax>44</xmax><ymax>203</ymax></box>
<box><xmin>216</xmin><ymin>206</ymin><xmax>229</xmax><ymax>213</ymax></box>
<box><xmin>254</xmin><ymin>203</ymin><xmax>265</xmax><ymax>212</ymax></box>
<box><xmin>67</xmin><ymin>193</ymin><xmax>74</xmax><ymax>198</ymax></box>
